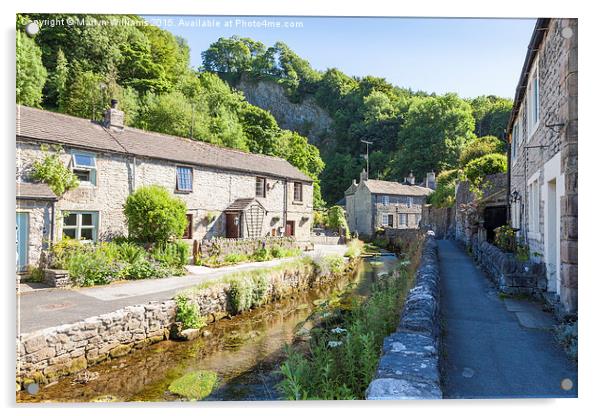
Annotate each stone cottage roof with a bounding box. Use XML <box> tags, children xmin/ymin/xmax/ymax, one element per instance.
<box><xmin>362</xmin><ymin>179</ymin><xmax>433</xmax><ymax>197</ymax></box>
<box><xmin>16</xmin><ymin>182</ymin><xmax>58</xmax><ymax>200</ymax></box>
<box><xmin>17</xmin><ymin>105</ymin><xmax>312</xmax><ymax>183</ymax></box>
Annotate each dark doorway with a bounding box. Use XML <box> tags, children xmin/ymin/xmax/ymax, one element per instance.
<box><xmin>183</xmin><ymin>214</ymin><xmax>193</xmax><ymax>239</ymax></box>
<box><xmin>483</xmin><ymin>206</ymin><xmax>507</xmax><ymax>243</ymax></box>
<box><xmin>285</xmin><ymin>220</ymin><xmax>295</xmax><ymax>236</ymax></box>
<box><xmin>226</xmin><ymin>213</ymin><xmax>240</xmax><ymax>238</ymax></box>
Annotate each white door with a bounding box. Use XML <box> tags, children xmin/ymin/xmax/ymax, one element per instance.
<box><xmin>546</xmin><ymin>179</ymin><xmax>560</xmax><ymax>293</ymax></box>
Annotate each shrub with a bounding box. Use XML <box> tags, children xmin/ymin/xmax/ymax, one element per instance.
<box><xmin>66</xmin><ymin>249</ymin><xmax>121</xmax><ymax>286</ymax></box>
<box><xmin>30</xmin><ymin>144</ymin><xmax>78</xmax><ymax>196</ymax></box>
<box><xmin>427</xmin><ymin>169</ymin><xmax>462</xmax><ymax>208</ymax></box>
<box><xmin>250</xmin><ymin>273</ymin><xmax>270</xmax><ymax>307</ymax></box>
<box><xmin>494</xmin><ymin>225</ymin><xmax>516</xmax><ymax>253</ymax></box>
<box><xmin>223</xmin><ymin>253</ymin><xmax>249</xmax><ymax>264</ymax></box>
<box><xmin>228</xmin><ymin>277</ymin><xmax>254</xmax><ymax>313</ymax></box>
<box><xmin>251</xmin><ymin>247</ymin><xmax>271</xmax><ymax>262</ymax></box>
<box><xmin>326</xmin><ymin>206</ymin><xmax>350</xmax><ymax>239</ymax></box>
<box><xmin>314</xmin><ymin>254</ymin><xmax>346</xmax><ymax>277</ymax></box>
<box><xmin>123</xmin><ymin>258</ymin><xmax>159</xmax><ymax>280</ymax></box>
<box><xmin>464</xmin><ymin>153</ymin><xmax>507</xmax><ymax>186</ymax></box>
<box><xmin>151</xmin><ymin>241</ymin><xmax>190</xmax><ymax>267</ymax></box>
<box><xmin>270</xmin><ymin>245</ymin><xmax>301</xmax><ymax>259</ymax></box>
<box><xmin>115</xmin><ymin>241</ymin><xmax>147</xmax><ymax>264</ymax></box>
<box><xmin>50</xmin><ymin>238</ymin><xmax>86</xmax><ymax>269</ymax></box>
<box><xmin>175</xmin><ymin>294</ymin><xmax>206</xmax><ymax>330</ymax></box>
<box><xmin>344</xmin><ymin>239</ymin><xmax>363</xmax><ymax>259</ymax></box>
<box><xmin>124</xmin><ymin>185</ymin><xmax>188</xmax><ymax>243</ymax></box>
<box><xmin>372</xmin><ymin>235</ymin><xmax>388</xmax><ymax>249</ymax></box>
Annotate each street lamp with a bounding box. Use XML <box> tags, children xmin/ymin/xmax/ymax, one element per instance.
<box><xmin>360</xmin><ymin>139</ymin><xmax>373</xmax><ymax>178</ymax></box>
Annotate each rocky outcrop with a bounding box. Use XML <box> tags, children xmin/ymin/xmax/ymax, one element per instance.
<box><xmin>235</xmin><ymin>75</ymin><xmax>332</xmax><ymax>145</ymax></box>
<box><xmin>366</xmin><ymin>236</ymin><xmax>443</xmax><ymax>400</ymax></box>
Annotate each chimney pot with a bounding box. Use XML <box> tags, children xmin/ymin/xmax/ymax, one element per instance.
<box><xmin>111</xmin><ymin>99</ymin><xmax>118</xmax><ymax>109</ymax></box>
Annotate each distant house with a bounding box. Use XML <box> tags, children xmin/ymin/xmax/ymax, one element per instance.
<box><xmin>507</xmin><ymin>18</ymin><xmax>578</xmax><ymax>313</ymax></box>
<box><xmin>344</xmin><ymin>170</ymin><xmax>433</xmax><ymax>237</ymax></box>
<box><xmin>16</xmin><ymin>103</ymin><xmax>313</xmax><ymax>272</ymax></box>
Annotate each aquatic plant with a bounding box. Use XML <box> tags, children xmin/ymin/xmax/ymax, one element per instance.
<box><xmin>175</xmin><ymin>295</ymin><xmax>206</xmax><ymax>330</ymax></box>
<box><xmin>168</xmin><ymin>370</ymin><xmax>217</xmax><ymax>400</ymax></box>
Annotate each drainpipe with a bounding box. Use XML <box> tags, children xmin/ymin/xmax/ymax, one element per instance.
<box><xmin>283</xmin><ymin>179</ymin><xmax>288</xmax><ymax>235</ymax></box>
<box><xmin>506</xmin><ymin>129</ymin><xmax>511</xmax><ymax>224</ymax></box>
<box><xmin>50</xmin><ymin>200</ymin><xmax>55</xmax><ymax>245</ymax></box>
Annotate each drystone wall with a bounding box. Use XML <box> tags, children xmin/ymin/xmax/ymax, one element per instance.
<box><xmin>366</xmin><ymin>236</ymin><xmax>443</xmax><ymax>400</ymax></box>
<box><xmin>17</xmin><ymin>259</ymin><xmax>341</xmax><ymax>390</ymax></box>
<box><xmin>471</xmin><ymin>236</ymin><xmax>547</xmax><ymax>297</ymax></box>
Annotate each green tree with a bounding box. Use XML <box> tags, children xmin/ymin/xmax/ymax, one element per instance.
<box><xmin>124</xmin><ymin>185</ymin><xmax>188</xmax><ymax>243</ymax></box>
<box><xmin>46</xmin><ymin>48</ymin><xmax>69</xmax><ymax>109</ymax></box>
<box><xmin>394</xmin><ymin>94</ymin><xmax>476</xmax><ymax>179</ymax></box>
<box><xmin>60</xmin><ymin>66</ymin><xmax>104</xmax><ymax>119</ymax></box>
<box><xmin>16</xmin><ymin>31</ymin><xmax>47</xmax><ymax>107</ymax></box>
<box><xmin>31</xmin><ymin>145</ymin><xmax>79</xmax><ymax>195</ymax></box>
<box><xmin>470</xmin><ymin>95</ymin><xmax>513</xmax><ymax>139</ymax></box>
<box><xmin>459</xmin><ymin>135</ymin><xmax>506</xmax><ymax>166</ymax></box>
<box><xmin>464</xmin><ymin>153</ymin><xmax>507</xmax><ymax>186</ymax></box>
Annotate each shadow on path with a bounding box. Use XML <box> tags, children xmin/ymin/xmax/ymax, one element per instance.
<box><xmin>438</xmin><ymin>240</ymin><xmax>577</xmax><ymax>399</ymax></box>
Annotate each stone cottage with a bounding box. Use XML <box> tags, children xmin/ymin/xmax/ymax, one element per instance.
<box><xmin>16</xmin><ymin>103</ymin><xmax>314</xmax><ymax>272</ymax></box>
<box><xmin>507</xmin><ymin>18</ymin><xmax>577</xmax><ymax>314</ymax></box>
<box><xmin>344</xmin><ymin>170</ymin><xmax>433</xmax><ymax>237</ymax></box>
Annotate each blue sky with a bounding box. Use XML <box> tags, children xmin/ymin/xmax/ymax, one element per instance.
<box><xmin>144</xmin><ymin>16</ymin><xmax>535</xmax><ymax>99</ymax></box>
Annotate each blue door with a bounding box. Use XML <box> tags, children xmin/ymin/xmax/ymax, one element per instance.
<box><xmin>16</xmin><ymin>212</ymin><xmax>29</xmax><ymax>272</ymax></box>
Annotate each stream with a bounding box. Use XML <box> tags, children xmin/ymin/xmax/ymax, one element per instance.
<box><xmin>17</xmin><ymin>254</ymin><xmax>401</xmax><ymax>403</ymax></box>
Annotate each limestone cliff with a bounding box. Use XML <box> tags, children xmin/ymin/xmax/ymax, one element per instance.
<box><xmin>234</xmin><ymin>75</ymin><xmax>333</xmax><ymax>145</ymax></box>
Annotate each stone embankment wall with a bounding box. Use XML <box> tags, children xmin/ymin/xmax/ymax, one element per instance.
<box><xmin>470</xmin><ymin>236</ymin><xmax>547</xmax><ymax>297</ymax></box>
<box><xmin>421</xmin><ymin>205</ymin><xmax>455</xmax><ymax>239</ymax></box>
<box><xmin>17</xmin><ymin>259</ymin><xmax>349</xmax><ymax>390</ymax></box>
<box><xmin>366</xmin><ymin>236</ymin><xmax>443</xmax><ymax>400</ymax></box>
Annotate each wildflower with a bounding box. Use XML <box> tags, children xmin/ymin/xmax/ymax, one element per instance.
<box><xmin>327</xmin><ymin>340</ymin><xmax>343</xmax><ymax>348</ymax></box>
<box><xmin>330</xmin><ymin>327</ymin><xmax>347</xmax><ymax>334</ymax></box>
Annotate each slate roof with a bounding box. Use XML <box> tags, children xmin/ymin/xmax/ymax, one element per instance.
<box><xmin>17</xmin><ymin>105</ymin><xmax>312</xmax><ymax>182</ymax></box>
<box><xmin>225</xmin><ymin>198</ymin><xmax>265</xmax><ymax>212</ymax></box>
<box><xmin>16</xmin><ymin>182</ymin><xmax>58</xmax><ymax>200</ymax></box>
<box><xmin>362</xmin><ymin>179</ymin><xmax>433</xmax><ymax>197</ymax></box>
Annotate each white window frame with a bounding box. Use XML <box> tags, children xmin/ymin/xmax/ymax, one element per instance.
<box><xmin>526</xmin><ymin>58</ymin><xmax>540</xmax><ymax>140</ymax></box>
<box><xmin>71</xmin><ymin>151</ymin><xmax>97</xmax><ymax>186</ymax></box>
<box><xmin>293</xmin><ymin>182</ymin><xmax>303</xmax><ymax>202</ymax></box>
<box><xmin>408</xmin><ymin>197</ymin><xmax>413</xmax><ymax>207</ymax></box>
<box><xmin>62</xmin><ymin>211</ymin><xmax>99</xmax><ymax>242</ymax></box>
<box><xmin>382</xmin><ymin>195</ymin><xmax>389</xmax><ymax>205</ymax></box>
<box><xmin>176</xmin><ymin>165</ymin><xmax>193</xmax><ymax>192</ymax></box>
<box><xmin>399</xmin><ymin>213</ymin><xmax>408</xmax><ymax>228</ymax></box>
<box><xmin>381</xmin><ymin>213</ymin><xmax>389</xmax><ymax>227</ymax></box>
<box><xmin>527</xmin><ymin>173</ymin><xmax>541</xmax><ymax>238</ymax></box>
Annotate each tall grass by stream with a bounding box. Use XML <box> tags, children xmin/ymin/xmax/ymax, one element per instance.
<box><xmin>277</xmin><ymin>239</ymin><xmax>421</xmax><ymax>399</ymax></box>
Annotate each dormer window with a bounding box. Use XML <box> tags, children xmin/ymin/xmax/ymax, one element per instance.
<box><xmin>72</xmin><ymin>152</ymin><xmax>97</xmax><ymax>185</ymax></box>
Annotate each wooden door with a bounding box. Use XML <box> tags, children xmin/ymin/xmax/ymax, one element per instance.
<box><xmin>285</xmin><ymin>220</ymin><xmax>295</xmax><ymax>237</ymax></box>
<box><xmin>226</xmin><ymin>213</ymin><xmax>240</xmax><ymax>238</ymax></box>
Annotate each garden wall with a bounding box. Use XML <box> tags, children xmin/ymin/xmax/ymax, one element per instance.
<box><xmin>470</xmin><ymin>236</ymin><xmax>547</xmax><ymax>297</ymax></box>
<box><xmin>194</xmin><ymin>236</ymin><xmax>310</xmax><ymax>263</ymax></box>
<box><xmin>366</xmin><ymin>235</ymin><xmax>443</xmax><ymax>400</ymax></box>
<box><xmin>17</xmin><ymin>258</ymin><xmax>349</xmax><ymax>390</ymax></box>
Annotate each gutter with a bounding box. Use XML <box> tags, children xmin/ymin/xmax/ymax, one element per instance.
<box><xmin>505</xmin><ymin>18</ymin><xmax>551</xmax><ymax>138</ymax></box>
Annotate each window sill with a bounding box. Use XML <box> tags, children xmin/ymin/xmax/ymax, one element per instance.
<box><xmin>292</xmin><ymin>200</ymin><xmax>304</xmax><ymax>205</ymax></box>
<box><xmin>175</xmin><ymin>190</ymin><xmax>193</xmax><ymax>194</ymax></box>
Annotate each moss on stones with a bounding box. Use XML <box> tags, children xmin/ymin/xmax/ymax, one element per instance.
<box><xmin>168</xmin><ymin>370</ymin><xmax>218</xmax><ymax>401</ymax></box>
<box><xmin>109</xmin><ymin>344</ymin><xmax>132</xmax><ymax>358</ymax></box>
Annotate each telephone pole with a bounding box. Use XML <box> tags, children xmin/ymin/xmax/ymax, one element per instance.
<box><xmin>360</xmin><ymin>139</ymin><xmax>373</xmax><ymax>178</ymax></box>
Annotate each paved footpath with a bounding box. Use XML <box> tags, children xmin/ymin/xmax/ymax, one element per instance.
<box><xmin>17</xmin><ymin>245</ymin><xmax>347</xmax><ymax>335</ymax></box>
<box><xmin>438</xmin><ymin>240</ymin><xmax>577</xmax><ymax>399</ymax></box>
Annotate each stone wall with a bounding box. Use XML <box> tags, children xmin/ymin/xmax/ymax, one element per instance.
<box><xmin>470</xmin><ymin>236</ymin><xmax>547</xmax><ymax>297</ymax></box>
<box><xmin>195</xmin><ymin>236</ymin><xmax>304</xmax><ymax>263</ymax></box>
<box><xmin>16</xmin><ymin>259</ymin><xmax>339</xmax><ymax>390</ymax></box>
<box><xmin>421</xmin><ymin>205</ymin><xmax>454</xmax><ymax>239</ymax></box>
<box><xmin>366</xmin><ymin>236</ymin><xmax>443</xmax><ymax>399</ymax></box>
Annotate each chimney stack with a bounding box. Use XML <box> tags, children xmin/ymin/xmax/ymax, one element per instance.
<box><xmin>103</xmin><ymin>99</ymin><xmax>124</xmax><ymax>130</ymax></box>
<box><xmin>360</xmin><ymin>169</ymin><xmax>368</xmax><ymax>182</ymax></box>
<box><xmin>426</xmin><ymin>171</ymin><xmax>436</xmax><ymax>190</ymax></box>
<box><xmin>405</xmin><ymin>171</ymin><xmax>415</xmax><ymax>185</ymax></box>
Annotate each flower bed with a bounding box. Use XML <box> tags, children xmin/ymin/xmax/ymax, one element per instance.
<box><xmin>48</xmin><ymin>238</ymin><xmax>190</xmax><ymax>287</ymax></box>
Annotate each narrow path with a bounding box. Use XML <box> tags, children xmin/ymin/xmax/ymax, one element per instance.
<box><xmin>17</xmin><ymin>244</ymin><xmax>347</xmax><ymax>334</ymax></box>
<box><xmin>438</xmin><ymin>240</ymin><xmax>577</xmax><ymax>399</ymax></box>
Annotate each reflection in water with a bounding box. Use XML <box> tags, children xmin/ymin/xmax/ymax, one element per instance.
<box><xmin>17</xmin><ymin>255</ymin><xmax>400</xmax><ymax>403</ymax></box>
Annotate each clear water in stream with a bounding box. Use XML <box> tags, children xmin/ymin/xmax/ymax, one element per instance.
<box><xmin>17</xmin><ymin>255</ymin><xmax>400</xmax><ymax>403</ymax></box>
